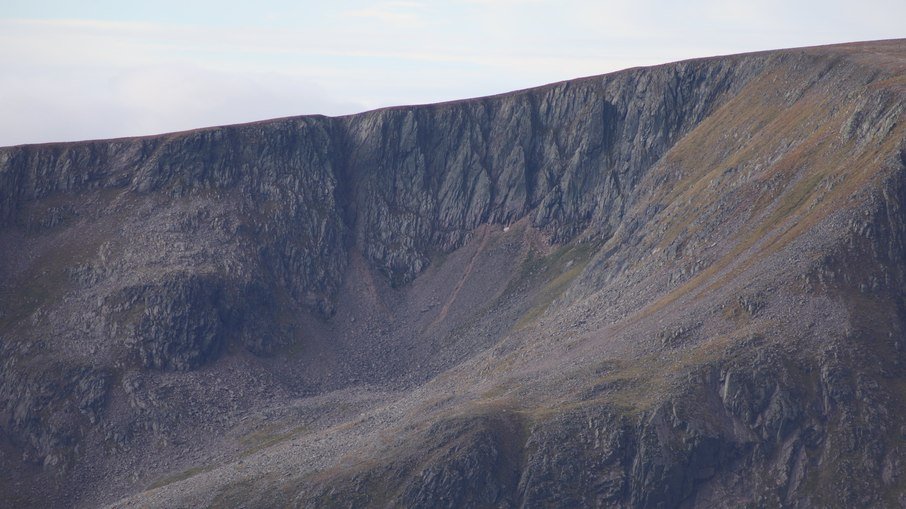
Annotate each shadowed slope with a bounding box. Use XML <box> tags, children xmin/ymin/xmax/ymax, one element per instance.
<box><xmin>0</xmin><ymin>39</ymin><xmax>904</xmax><ymax>508</ymax></box>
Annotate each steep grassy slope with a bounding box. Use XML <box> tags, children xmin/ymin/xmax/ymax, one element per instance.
<box><xmin>0</xmin><ymin>40</ymin><xmax>905</xmax><ymax>508</ymax></box>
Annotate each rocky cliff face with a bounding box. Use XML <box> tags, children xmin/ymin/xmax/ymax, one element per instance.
<box><xmin>1</xmin><ymin>40</ymin><xmax>905</xmax><ymax>508</ymax></box>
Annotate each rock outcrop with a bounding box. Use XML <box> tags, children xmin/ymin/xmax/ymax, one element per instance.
<box><xmin>0</xmin><ymin>40</ymin><xmax>905</xmax><ymax>508</ymax></box>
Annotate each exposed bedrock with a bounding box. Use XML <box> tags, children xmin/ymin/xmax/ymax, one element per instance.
<box><xmin>0</xmin><ymin>41</ymin><xmax>905</xmax><ymax>507</ymax></box>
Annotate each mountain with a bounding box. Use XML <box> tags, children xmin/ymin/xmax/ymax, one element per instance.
<box><xmin>1</xmin><ymin>39</ymin><xmax>905</xmax><ymax>508</ymax></box>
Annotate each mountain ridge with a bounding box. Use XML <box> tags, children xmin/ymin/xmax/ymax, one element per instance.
<box><xmin>0</xmin><ymin>39</ymin><xmax>905</xmax><ymax>507</ymax></box>
<box><xmin>3</xmin><ymin>37</ymin><xmax>901</xmax><ymax>151</ymax></box>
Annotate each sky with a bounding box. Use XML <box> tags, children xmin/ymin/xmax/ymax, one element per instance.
<box><xmin>1</xmin><ymin>1</ymin><xmax>904</xmax><ymax>146</ymax></box>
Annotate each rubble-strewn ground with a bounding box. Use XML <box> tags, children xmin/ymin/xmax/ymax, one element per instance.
<box><xmin>1</xmin><ymin>39</ymin><xmax>906</xmax><ymax>508</ymax></box>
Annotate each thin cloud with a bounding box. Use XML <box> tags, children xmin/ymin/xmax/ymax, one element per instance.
<box><xmin>2</xmin><ymin>1</ymin><xmax>904</xmax><ymax>146</ymax></box>
<box><xmin>461</xmin><ymin>0</ymin><xmax>548</xmax><ymax>4</ymax></box>
<box><xmin>343</xmin><ymin>2</ymin><xmax>425</xmax><ymax>26</ymax></box>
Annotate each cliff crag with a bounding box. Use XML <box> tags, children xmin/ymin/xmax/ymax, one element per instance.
<box><xmin>0</xmin><ymin>39</ymin><xmax>905</xmax><ymax>508</ymax></box>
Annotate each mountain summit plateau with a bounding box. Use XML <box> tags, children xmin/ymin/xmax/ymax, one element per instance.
<box><xmin>1</xmin><ymin>39</ymin><xmax>906</xmax><ymax>508</ymax></box>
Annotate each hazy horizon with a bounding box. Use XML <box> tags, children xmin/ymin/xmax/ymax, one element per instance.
<box><xmin>2</xmin><ymin>0</ymin><xmax>904</xmax><ymax>147</ymax></box>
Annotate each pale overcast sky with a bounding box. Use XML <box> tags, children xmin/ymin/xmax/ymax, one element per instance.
<box><xmin>1</xmin><ymin>0</ymin><xmax>904</xmax><ymax>146</ymax></box>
